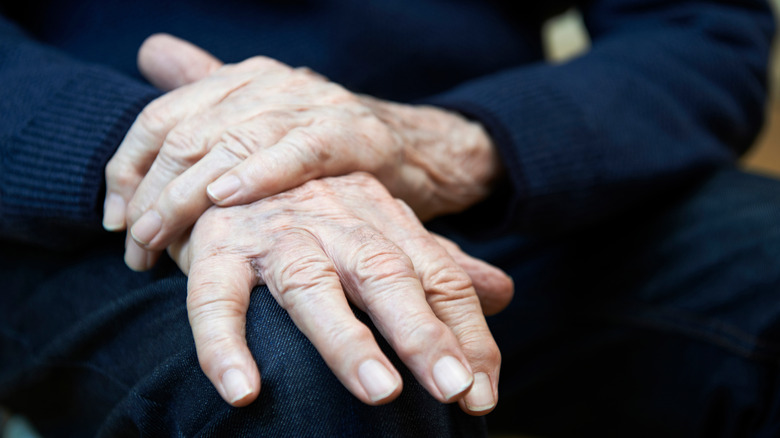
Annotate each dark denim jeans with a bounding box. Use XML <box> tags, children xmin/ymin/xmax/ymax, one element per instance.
<box><xmin>2</xmin><ymin>167</ymin><xmax>780</xmax><ymax>437</ymax></box>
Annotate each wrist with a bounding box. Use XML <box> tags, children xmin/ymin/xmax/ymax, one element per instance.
<box><xmin>361</xmin><ymin>95</ymin><xmax>503</xmax><ymax>220</ymax></box>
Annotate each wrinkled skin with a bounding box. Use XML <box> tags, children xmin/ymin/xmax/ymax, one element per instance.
<box><xmin>168</xmin><ymin>173</ymin><xmax>510</xmax><ymax>414</ymax></box>
<box><xmin>103</xmin><ymin>34</ymin><xmax>502</xmax><ymax>271</ymax></box>
<box><xmin>102</xmin><ymin>34</ymin><xmax>514</xmax><ymax>414</ymax></box>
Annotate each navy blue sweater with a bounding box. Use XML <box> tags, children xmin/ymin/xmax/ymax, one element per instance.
<box><xmin>0</xmin><ymin>0</ymin><xmax>774</xmax><ymax>248</ymax></box>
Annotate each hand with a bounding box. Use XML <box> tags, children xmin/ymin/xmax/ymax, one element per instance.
<box><xmin>103</xmin><ymin>34</ymin><xmax>503</xmax><ymax>271</ymax></box>
<box><xmin>167</xmin><ymin>172</ymin><xmax>513</xmax><ymax>414</ymax></box>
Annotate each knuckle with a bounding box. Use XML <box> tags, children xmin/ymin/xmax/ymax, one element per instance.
<box><xmin>187</xmin><ymin>287</ymin><xmax>248</xmax><ymax>328</ymax></box>
<box><xmin>125</xmin><ymin>199</ymin><xmax>147</xmax><ymax>223</ymax></box>
<box><xmin>280</xmin><ymin>178</ymin><xmax>330</xmax><ymax>202</ymax></box>
<box><xmin>277</xmin><ymin>258</ymin><xmax>331</xmax><ymax>290</ymax></box>
<box><xmin>394</xmin><ymin>198</ymin><xmax>413</xmax><ymax>213</ymax></box>
<box><xmin>463</xmin><ymin>335</ymin><xmax>502</xmax><ymax>370</ymax></box>
<box><xmin>286</xmin><ymin>129</ymin><xmax>334</xmax><ymax>178</ymax></box>
<box><xmin>348</xmin><ymin>233</ymin><xmax>412</xmax><ymax>283</ymax></box>
<box><xmin>486</xmin><ymin>342</ymin><xmax>501</xmax><ymax>367</ymax></box>
<box><xmin>271</xmin><ymin>250</ymin><xmax>337</xmax><ymax>306</ymax></box>
<box><xmin>393</xmin><ymin>198</ymin><xmax>420</xmax><ymax>221</ymax></box>
<box><xmin>159</xmin><ymin>182</ymin><xmax>195</xmax><ymax>216</ymax></box>
<box><xmin>356</xmin><ymin>247</ymin><xmax>411</xmax><ymax>278</ymax></box>
<box><xmin>292</xmin><ymin>66</ymin><xmax>327</xmax><ymax>82</ymax></box>
<box><xmin>244</xmin><ymin>56</ymin><xmax>289</xmax><ymax>72</ymax></box>
<box><xmin>423</xmin><ymin>265</ymin><xmax>474</xmax><ymax>300</ymax></box>
<box><xmin>218</xmin><ymin>129</ymin><xmax>258</xmax><ymax>160</ymax></box>
<box><xmin>359</xmin><ymin>111</ymin><xmax>388</xmax><ymax>132</ymax></box>
<box><xmin>104</xmin><ymin>158</ymin><xmax>134</xmax><ymax>187</ymax></box>
<box><xmin>162</xmin><ymin>128</ymin><xmax>208</xmax><ymax>166</ymax></box>
<box><xmin>319</xmin><ymin>82</ymin><xmax>356</xmax><ymax>105</ymax></box>
<box><xmin>324</xmin><ymin>321</ymin><xmax>375</xmax><ymax>353</ymax></box>
<box><xmin>395</xmin><ymin>319</ymin><xmax>449</xmax><ymax>357</ymax></box>
<box><xmin>294</xmin><ymin>128</ymin><xmax>330</xmax><ymax>158</ymax></box>
<box><xmin>137</xmin><ymin>100</ymin><xmax>171</xmax><ymax>135</ymax></box>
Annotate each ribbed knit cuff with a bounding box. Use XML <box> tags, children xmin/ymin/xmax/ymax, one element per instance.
<box><xmin>422</xmin><ymin>63</ymin><xmax>594</xmax><ymax>235</ymax></box>
<box><xmin>2</xmin><ymin>68</ymin><xmax>160</xmax><ymax>244</ymax></box>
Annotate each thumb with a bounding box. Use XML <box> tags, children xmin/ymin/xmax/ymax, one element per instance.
<box><xmin>138</xmin><ymin>33</ymin><xmax>224</xmax><ymax>91</ymax></box>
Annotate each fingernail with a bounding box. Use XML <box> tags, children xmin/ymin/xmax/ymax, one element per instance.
<box><xmin>464</xmin><ymin>372</ymin><xmax>495</xmax><ymax>412</ymax></box>
<box><xmin>130</xmin><ymin>210</ymin><xmax>162</xmax><ymax>246</ymax></box>
<box><xmin>207</xmin><ymin>175</ymin><xmax>241</xmax><ymax>202</ymax></box>
<box><xmin>103</xmin><ymin>193</ymin><xmax>126</xmax><ymax>231</ymax></box>
<box><xmin>358</xmin><ymin>359</ymin><xmax>400</xmax><ymax>402</ymax></box>
<box><xmin>222</xmin><ymin>368</ymin><xmax>253</xmax><ymax>404</ymax></box>
<box><xmin>432</xmin><ymin>356</ymin><xmax>473</xmax><ymax>401</ymax></box>
<box><xmin>124</xmin><ymin>242</ymin><xmax>150</xmax><ymax>271</ymax></box>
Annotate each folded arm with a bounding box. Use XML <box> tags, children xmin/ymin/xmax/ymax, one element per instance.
<box><xmin>424</xmin><ymin>0</ymin><xmax>774</xmax><ymax>234</ymax></box>
<box><xmin>0</xmin><ymin>16</ymin><xmax>514</xmax><ymax>414</ymax></box>
<box><xmin>0</xmin><ymin>13</ymin><xmax>159</xmax><ymax>248</ymax></box>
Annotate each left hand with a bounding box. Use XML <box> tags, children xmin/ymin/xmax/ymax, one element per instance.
<box><xmin>167</xmin><ymin>172</ymin><xmax>512</xmax><ymax>414</ymax></box>
<box><xmin>103</xmin><ymin>34</ymin><xmax>503</xmax><ymax>271</ymax></box>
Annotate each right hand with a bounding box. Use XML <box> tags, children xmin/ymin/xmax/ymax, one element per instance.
<box><xmin>167</xmin><ymin>172</ymin><xmax>514</xmax><ymax>414</ymax></box>
<box><xmin>104</xmin><ymin>34</ymin><xmax>503</xmax><ymax>272</ymax></box>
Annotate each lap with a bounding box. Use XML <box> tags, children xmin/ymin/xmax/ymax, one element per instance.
<box><xmin>440</xmin><ymin>167</ymin><xmax>780</xmax><ymax>437</ymax></box>
<box><xmin>3</xmin><ymin>166</ymin><xmax>780</xmax><ymax>437</ymax></box>
<box><xmin>0</xmin><ymin>237</ymin><xmax>484</xmax><ymax>437</ymax></box>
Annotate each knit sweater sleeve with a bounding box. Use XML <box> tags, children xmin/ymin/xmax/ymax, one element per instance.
<box><xmin>0</xmin><ymin>15</ymin><xmax>160</xmax><ymax>248</ymax></box>
<box><xmin>424</xmin><ymin>0</ymin><xmax>774</xmax><ymax>235</ymax></box>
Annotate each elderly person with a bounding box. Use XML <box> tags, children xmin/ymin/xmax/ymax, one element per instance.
<box><xmin>1</xmin><ymin>0</ymin><xmax>778</xmax><ymax>436</ymax></box>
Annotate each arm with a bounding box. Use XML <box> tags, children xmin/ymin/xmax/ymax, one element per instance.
<box><xmin>108</xmin><ymin>0</ymin><xmax>773</xmax><ymax>264</ymax></box>
<box><xmin>0</xmin><ymin>13</ymin><xmax>159</xmax><ymax>248</ymax></box>
<box><xmin>425</xmin><ymin>0</ymin><xmax>774</xmax><ymax>234</ymax></box>
<box><xmin>101</xmin><ymin>42</ymin><xmax>515</xmax><ymax>411</ymax></box>
<box><xmin>0</xmin><ymin>23</ymin><xmax>515</xmax><ymax>413</ymax></box>
<box><xmin>103</xmin><ymin>35</ymin><xmax>505</xmax><ymax>270</ymax></box>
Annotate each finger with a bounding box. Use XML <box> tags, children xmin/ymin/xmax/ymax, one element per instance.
<box><xmin>121</xmin><ymin>99</ymin><xmax>254</xmax><ymax>263</ymax></box>
<box><xmin>130</xmin><ymin>118</ymin><xmax>293</xmax><ymax>250</ymax></box>
<box><xmin>138</xmin><ymin>33</ymin><xmax>224</xmax><ymax>91</ymax></box>
<box><xmin>318</xmin><ymin>222</ymin><xmax>475</xmax><ymax>404</ymax></box>
<box><xmin>103</xmin><ymin>60</ymin><xmax>269</xmax><ymax>232</ymax></box>
<box><xmin>166</xmin><ymin>229</ymin><xmax>193</xmax><ymax>276</ymax></box>
<box><xmin>261</xmin><ymin>234</ymin><xmax>403</xmax><ymax>405</ymax></box>
<box><xmin>121</xmin><ymin>134</ymin><xmax>204</xmax><ymax>267</ymax></box>
<box><xmin>206</xmin><ymin>125</ymin><xmax>369</xmax><ymax>205</ymax></box>
<box><xmin>187</xmin><ymin>252</ymin><xmax>261</xmax><ymax>407</ymax></box>
<box><xmin>124</xmin><ymin>233</ymin><xmax>162</xmax><ymax>272</ymax></box>
<box><xmin>124</xmin><ymin>111</ymin><xmax>241</xmax><ymax>248</ymax></box>
<box><xmin>103</xmin><ymin>119</ymin><xmax>162</xmax><ymax>231</ymax></box>
<box><xmin>102</xmin><ymin>95</ymin><xmax>208</xmax><ymax>231</ymax></box>
<box><xmin>430</xmin><ymin>233</ymin><xmax>514</xmax><ymax>316</ymax></box>
<box><xmin>128</xmin><ymin>146</ymin><xmax>238</xmax><ymax>250</ymax></box>
<box><xmin>376</xmin><ymin>200</ymin><xmax>502</xmax><ymax>415</ymax></box>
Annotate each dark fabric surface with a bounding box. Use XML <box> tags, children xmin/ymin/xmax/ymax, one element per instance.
<box><xmin>434</xmin><ymin>167</ymin><xmax>780</xmax><ymax>437</ymax></box>
<box><xmin>0</xmin><ymin>232</ymin><xmax>486</xmax><ymax>437</ymax></box>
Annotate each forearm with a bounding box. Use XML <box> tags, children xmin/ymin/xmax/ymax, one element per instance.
<box><xmin>423</xmin><ymin>0</ymin><xmax>774</xmax><ymax>235</ymax></box>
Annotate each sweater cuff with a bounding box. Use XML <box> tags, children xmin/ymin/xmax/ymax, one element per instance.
<box><xmin>2</xmin><ymin>68</ymin><xmax>160</xmax><ymax>244</ymax></box>
<box><xmin>422</xmin><ymin>63</ymin><xmax>593</xmax><ymax>236</ymax></box>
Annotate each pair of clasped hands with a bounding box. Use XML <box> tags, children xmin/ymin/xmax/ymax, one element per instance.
<box><xmin>103</xmin><ymin>34</ymin><xmax>514</xmax><ymax>415</ymax></box>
